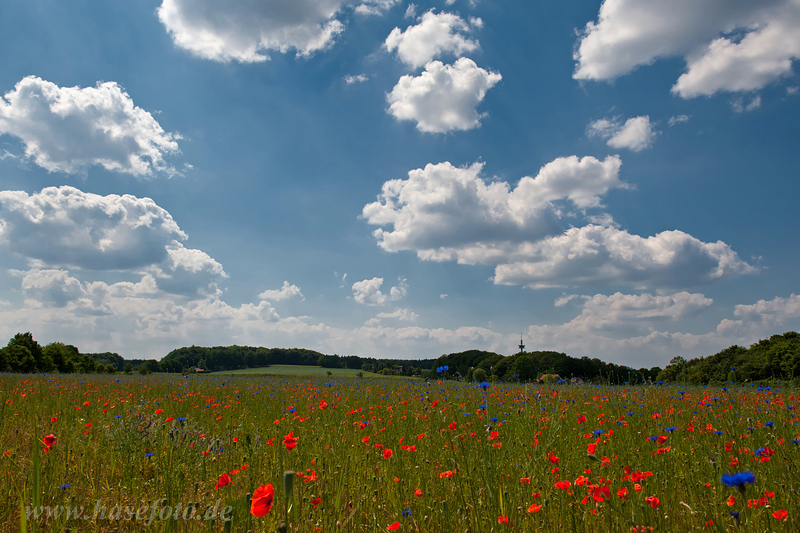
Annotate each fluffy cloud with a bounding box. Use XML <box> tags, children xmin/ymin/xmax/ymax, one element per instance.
<box><xmin>354</xmin><ymin>0</ymin><xmax>400</xmax><ymax>16</ymax></box>
<box><xmin>493</xmin><ymin>224</ymin><xmax>755</xmax><ymax>289</ymax></box>
<box><xmin>0</xmin><ymin>76</ymin><xmax>180</xmax><ymax>176</ymax></box>
<box><xmin>258</xmin><ymin>281</ymin><xmax>305</xmax><ymax>301</ymax></box>
<box><xmin>352</xmin><ymin>277</ymin><xmax>407</xmax><ymax>306</ymax></box>
<box><xmin>0</xmin><ymin>186</ymin><xmax>184</xmax><ymax>270</ymax></box>
<box><xmin>345</xmin><ymin>74</ymin><xmax>369</xmax><ymax>84</ymax></box>
<box><xmin>384</xmin><ymin>11</ymin><xmax>480</xmax><ymax>69</ymax></box>
<box><xmin>363</xmin><ymin>155</ymin><xmax>623</xmax><ymax>258</ymax></box>
<box><xmin>364</xmin><ymin>156</ymin><xmax>754</xmax><ymax>289</ymax></box>
<box><xmin>151</xmin><ymin>243</ymin><xmax>227</xmax><ymax>297</ymax></box>
<box><xmin>386</xmin><ymin>58</ymin><xmax>501</xmax><ymax>133</ymax></box>
<box><xmin>588</xmin><ymin>116</ymin><xmax>657</xmax><ymax>152</ymax></box>
<box><xmin>574</xmin><ymin>0</ymin><xmax>800</xmax><ymax>98</ymax></box>
<box><xmin>158</xmin><ymin>0</ymin><xmax>397</xmax><ymax>62</ymax></box>
<box><xmin>376</xmin><ymin>308</ymin><xmax>419</xmax><ymax>321</ymax></box>
<box><xmin>20</xmin><ymin>269</ymin><xmax>87</xmax><ymax>308</ymax></box>
<box><xmin>0</xmin><ymin>186</ymin><xmax>227</xmax><ymax>297</ymax></box>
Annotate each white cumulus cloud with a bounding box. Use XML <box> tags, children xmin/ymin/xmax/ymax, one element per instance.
<box><xmin>345</xmin><ymin>74</ymin><xmax>369</xmax><ymax>84</ymax></box>
<box><xmin>364</xmin><ymin>156</ymin><xmax>754</xmax><ymax>290</ymax></box>
<box><xmin>574</xmin><ymin>0</ymin><xmax>800</xmax><ymax>98</ymax></box>
<box><xmin>0</xmin><ymin>186</ymin><xmax>227</xmax><ymax>297</ymax></box>
<box><xmin>0</xmin><ymin>76</ymin><xmax>180</xmax><ymax>177</ymax></box>
<box><xmin>387</xmin><ymin>58</ymin><xmax>501</xmax><ymax>133</ymax></box>
<box><xmin>259</xmin><ymin>281</ymin><xmax>305</xmax><ymax>301</ymax></box>
<box><xmin>493</xmin><ymin>224</ymin><xmax>755</xmax><ymax>289</ymax></box>
<box><xmin>352</xmin><ymin>277</ymin><xmax>407</xmax><ymax>306</ymax></box>
<box><xmin>363</xmin><ymin>155</ymin><xmax>624</xmax><ymax>259</ymax></box>
<box><xmin>158</xmin><ymin>0</ymin><xmax>396</xmax><ymax>63</ymax></box>
<box><xmin>376</xmin><ymin>307</ymin><xmax>419</xmax><ymax>321</ymax></box>
<box><xmin>384</xmin><ymin>11</ymin><xmax>480</xmax><ymax>69</ymax></box>
<box><xmin>588</xmin><ymin>116</ymin><xmax>657</xmax><ymax>152</ymax></box>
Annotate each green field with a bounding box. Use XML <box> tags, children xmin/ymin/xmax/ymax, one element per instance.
<box><xmin>4</xmin><ymin>373</ymin><xmax>799</xmax><ymax>532</ymax></box>
<box><xmin>213</xmin><ymin>365</ymin><xmax>374</xmax><ymax>377</ymax></box>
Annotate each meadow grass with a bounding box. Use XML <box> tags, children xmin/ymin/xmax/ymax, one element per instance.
<box><xmin>1</xmin><ymin>373</ymin><xmax>798</xmax><ymax>532</ymax></box>
<box><xmin>214</xmin><ymin>366</ymin><xmax>376</xmax><ymax>377</ymax></box>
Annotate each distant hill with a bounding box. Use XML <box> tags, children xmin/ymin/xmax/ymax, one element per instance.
<box><xmin>429</xmin><ymin>349</ymin><xmax>661</xmax><ymax>384</ymax></box>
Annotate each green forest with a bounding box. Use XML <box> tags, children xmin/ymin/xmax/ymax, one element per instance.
<box><xmin>1</xmin><ymin>330</ymin><xmax>799</xmax><ymax>385</ymax></box>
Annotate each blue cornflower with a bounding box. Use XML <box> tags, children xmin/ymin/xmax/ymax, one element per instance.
<box><xmin>721</xmin><ymin>471</ymin><xmax>755</xmax><ymax>493</ymax></box>
<box><xmin>145</xmin><ymin>453</ymin><xmax>154</xmax><ymax>457</ymax></box>
<box><xmin>754</xmin><ymin>447</ymin><xmax>766</xmax><ymax>456</ymax></box>
<box><xmin>764</xmin><ymin>421</ymin><xmax>774</xmax><ymax>427</ymax></box>
<box><xmin>479</xmin><ymin>382</ymin><xmax>491</xmax><ymax>391</ymax></box>
<box><xmin>714</xmin><ymin>430</ymin><xmax>724</xmax><ymax>435</ymax></box>
<box><xmin>665</xmin><ymin>426</ymin><xmax>677</xmax><ymax>432</ymax></box>
<box><xmin>177</xmin><ymin>417</ymin><xmax>187</xmax><ymax>421</ymax></box>
<box><xmin>592</xmin><ymin>430</ymin><xmax>604</xmax><ymax>437</ymax></box>
<box><xmin>403</xmin><ymin>509</ymin><xmax>412</xmax><ymax>517</ymax></box>
<box><xmin>59</xmin><ymin>484</ymin><xmax>70</xmax><ymax>489</ymax></box>
<box><xmin>791</xmin><ymin>440</ymin><xmax>800</xmax><ymax>444</ymax></box>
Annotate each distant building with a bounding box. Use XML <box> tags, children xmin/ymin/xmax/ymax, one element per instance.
<box><xmin>518</xmin><ymin>336</ymin><xmax>525</xmax><ymax>353</ymax></box>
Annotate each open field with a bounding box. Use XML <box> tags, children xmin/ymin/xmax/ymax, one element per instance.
<box><xmin>214</xmin><ymin>365</ymin><xmax>376</xmax><ymax>377</ymax></box>
<box><xmin>2</xmin><ymin>373</ymin><xmax>799</xmax><ymax>532</ymax></box>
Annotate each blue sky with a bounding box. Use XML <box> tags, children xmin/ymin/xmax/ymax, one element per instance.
<box><xmin>0</xmin><ymin>0</ymin><xmax>798</xmax><ymax>368</ymax></box>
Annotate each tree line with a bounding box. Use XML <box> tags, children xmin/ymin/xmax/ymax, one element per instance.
<box><xmin>2</xmin><ymin>330</ymin><xmax>798</xmax><ymax>384</ymax></box>
<box><xmin>656</xmin><ymin>331</ymin><xmax>800</xmax><ymax>384</ymax></box>
<box><xmin>428</xmin><ymin>349</ymin><xmax>662</xmax><ymax>384</ymax></box>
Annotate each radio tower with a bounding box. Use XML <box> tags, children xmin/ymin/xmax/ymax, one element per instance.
<box><xmin>518</xmin><ymin>334</ymin><xmax>525</xmax><ymax>353</ymax></box>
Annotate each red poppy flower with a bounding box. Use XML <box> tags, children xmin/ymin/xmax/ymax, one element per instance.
<box><xmin>772</xmin><ymin>510</ymin><xmax>788</xmax><ymax>520</ymax></box>
<box><xmin>388</xmin><ymin>523</ymin><xmax>401</xmax><ymax>531</ymax></box>
<box><xmin>283</xmin><ymin>432</ymin><xmax>298</xmax><ymax>451</ymax></box>
<box><xmin>727</xmin><ymin>495</ymin><xmax>736</xmax><ymax>506</ymax></box>
<box><xmin>449</xmin><ymin>421</ymin><xmax>457</xmax><ymax>430</ymax></box>
<box><xmin>414</xmin><ymin>489</ymin><xmax>423</xmax><ymax>497</ymax></box>
<box><xmin>617</xmin><ymin>487</ymin><xmax>628</xmax><ymax>500</ymax></box>
<box><xmin>592</xmin><ymin>486</ymin><xmax>611</xmax><ymax>502</ymax></box>
<box><xmin>497</xmin><ymin>515</ymin><xmax>512</xmax><ymax>526</ymax></box>
<box><xmin>528</xmin><ymin>503</ymin><xmax>542</xmax><ymax>513</ymax></box>
<box><xmin>520</xmin><ymin>477</ymin><xmax>531</xmax><ymax>484</ymax></box>
<box><xmin>155</xmin><ymin>409</ymin><xmax>163</xmax><ymax>414</ymax></box>
<box><xmin>644</xmin><ymin>496</ymin><xmax>660</xmax><ymax>509</ymax></box>
<box><xmin>250</xmin><ymin>484</ymin><xmax>274</xmax><ymax>517</ymax></box>
<box><xmin>383</xmin><ymin>448</ymin><xmax>393</xmax><ymax>459</ymax></box>
<box><xmin>43</xmin><ymin>434</ymin><xmax>57</xmax><ymax>448</ymax></box>
<box><xmin>319</xmin><ymin>400</ymin><xmax>328</xmax><ymax>409</ymax></box>
<box><xmin>362</xmin><ymin>436</ymin><xmax>370</xmax><ymax>443</ymax></box>
<box><xmin>554</xmin><ymin>480</ymin><xmax>571</xmax><ymax>490</ymax></box>
<box><xmin>215</xmin><ymin>473</ymin><xmax>232</xmax><ymax>490</ymax></box>
<box><xmin>311</xmin><ymin>497</ymin><xmax>321</xmax><ymax>508</ymax></box>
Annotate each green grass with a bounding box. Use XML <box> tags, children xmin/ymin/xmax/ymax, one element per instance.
<box><xmin>213</xmin><ymin>365</ymin><xmax>374</xmax><ymax>377</ymax></box>
<box><xmin>3</xmin><ymin>373</ymin><xmax>799</xmax><ymax>532</ymax></box>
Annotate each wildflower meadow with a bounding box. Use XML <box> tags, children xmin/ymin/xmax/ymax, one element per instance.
<box><xmin>2</xmin><ymin>373</ymin><xmax>799</xmax><ymax>532</ymax></box>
